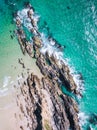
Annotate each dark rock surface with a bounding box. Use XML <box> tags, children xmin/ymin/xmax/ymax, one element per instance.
<box><xmin>16</xmin><ymin>73</ymin><xmax>80</xmax><ymax>130</ymax></box>
<box><xmin>36</xmin><ymin>52</ymin><xmax>77</xmax><ymax>92</ymax></box>
<box><xmin>14</xmin><ymin>4</ymin><xmax>81</xmax><ymax>130</ymax></box>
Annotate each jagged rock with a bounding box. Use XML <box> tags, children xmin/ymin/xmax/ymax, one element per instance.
<box><xmin>14</xmin><ymin>4</ymin><xmax>81</xmax><ymax>130</ymax></box>
<box><xmin>59</xmin><ymin>62</ymin><xmax>77</xmax><ymax>91</ymax></box>
<box><xmin>17</xmin><ymin>29</ymin><xmax>25</xmax><ymax>36</ymax></box>
<box><xmin>27</xmin><ymin>9</ymin><xmax>34</xmax><ymax>18</ymax></box>
<box><xmin>60</xmin><ymin>94</ymin><xmax>80</xmax><ymax>130</ymax></box>
<box><xmin>31</xmin><ymin>19</ymin><xmax>37</xmax><ymax>27</ymax></box>
<box><xmin>16</xmin><ymin>19</ymin><xmax>21</xmax><ymax>27</ymax></box>
<box><xmin>16</xmin><ymin>73</ymin><xmax>80</xmax><ymax>130</ymax></box>
<box><xmin>33</xmin><ymin>36</ymin><xmax>42</xmax><ymax>48</ymax></box>
<box><xmin>26</xmin><ymin>42</ymin><xmax>34</xmax><ymax>58</ymax></box>
<box><xmin>36</xmin><ymin>51</ymin><xmax>77</xmax><ymax>92</ymax></box>
<box><xmin>16</xmin><ymin>29</ymin><xmax>34</xmax><ymax>57</ymax></box>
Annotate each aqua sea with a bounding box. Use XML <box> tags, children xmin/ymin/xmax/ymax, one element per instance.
<box><xmin>0</xmin><ymin>0</ymin><xmax>97</xmax><ymax>129</ymax></box>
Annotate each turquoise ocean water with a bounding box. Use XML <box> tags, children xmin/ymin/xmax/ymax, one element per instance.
<box><xmin>0</xmin><ymin>0</ymin><xmax>97</xmax><ymax>129</ymax></box>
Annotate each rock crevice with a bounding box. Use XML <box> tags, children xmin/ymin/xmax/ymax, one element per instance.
<box><xmin>14</xmin><ymin>3</ymin><xmax>81</xmax><ymax>130</ymax></box>
<box><xmin>16</xmin><ymin>73</ymin><xmax>80</xmax><ymax>130</ymax></box>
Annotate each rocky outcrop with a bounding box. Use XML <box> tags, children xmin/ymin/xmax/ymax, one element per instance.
<box><xmin>16</xmin><ymin>29</ymin><xmax>34</xmax><ymax>58</ymax></box>
<box><xmin>14</xmin><ymin>3</ymin><xmax>81</xmax><ymax>130</ymax></box>
<box><xmin>36</xmin><ymin>52</ymin><xmax>77</xmax><ymax>92</ymax></box>
<box><xmin>14</xmin><ymin>3</ymin><xmax>78</xmax><ymax>93</ymax></box>
<box><xmin>16</xmin><ymin>73</ymin><xmax>80</xmax><ymax>130</ymax></box>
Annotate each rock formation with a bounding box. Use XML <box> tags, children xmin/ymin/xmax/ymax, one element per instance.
<box><xmin>16</xmin><ymin>73</ymin><xmax>80</xmax><ymax>130</ymax></box>
<box><xmin>14</xmin><ymin>2</ymin><xmax>81</xmax><ymax>130</ymax></box>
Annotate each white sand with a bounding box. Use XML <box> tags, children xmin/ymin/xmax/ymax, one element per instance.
<box><xmin>0</xmin><ymin>90</ymin><xmax>20</xmax><ymax>130</ymax></box>
<box><xmin>0</xmin><ymin>53</ymin><xmax>43</xmax><ymax>130</ymax></box>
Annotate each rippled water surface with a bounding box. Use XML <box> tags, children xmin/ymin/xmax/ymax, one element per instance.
<box><xmin>0</xmin><ymin>0</ymin><xmax>97</xmax><ymax>129</ymax></box>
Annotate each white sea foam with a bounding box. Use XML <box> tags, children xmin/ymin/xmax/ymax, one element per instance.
<box><xmin>78</xmin><ymin>112</ymin><xmax>88</xmax><ymax>127</ymax></box>
<box><xmin>89</xmin><ymin>126</ymin><xmax>93</xmax><ymax>130</ymax></box>
<box><xmin>0</xmin><ymin>87</ymin><xmax>9</xmax><ymax>96</ymax></box>
<box><xmin>33</xmin><ymin>14</ymin><xmax>40</xmax><ymax>23</ymax></box>
<box><xmin>89</xmin><ymin>125</ymin><xmax>97</xmax><ymax>130</ymax></box>
<box><xmin>40</xmin><ymin>32</ymin><xmax>84</xmax><ymax>95</ymax></box>
<box><xmin>49</xmin><ymin>38</ymin><xmax>56</xmax><ymax>46</ymax></box>
<box><xmin>0</xmin><ymin>76</ymin><xmax>13</xmax><ymax>96</ymax></box>
<box><xmin>23</xmin><ymin>18</ymin><xmax>32</xmax><ymax>30</ymax></box>
<box><xmin>62</xmin><ymin>61</ymin><xmax>84</xmax><ymax>95</ymax></box>
<box><xmin>14</xmin><ymin>6</ymin><xmax>86</xmax><ymax>130</ymax></box>
<box><xmin>70</xmin><ymin>67</ymin><xmax>84</xmax><ymax>93</ymax></box>
<box><xmin>2</xmin><ymin>76</ymin><xmax>11</xmax><ymax>88</ymax></box>
<box><xmin>16</xmin><ymin>8</ymin><xmax>39</xmax><ymax>31</ymax></box>
<box><xmin>16</xmin><ymin>6</ymin><xmax>84</xmax><ymax>96</ymax></box>
<box><xmin>40</xmin><ymin>33</ymin><xmax>63</xmax><ymax>58</ymax></box>
<box><xmin>61</xmin><ymin>58</ymin><xmax>84</xmax><ymax>96</ymax></box>
<box><xmin>17</xmin><ymin>8</ymin><xmax>29</xmax><ymax>22</ymax></box>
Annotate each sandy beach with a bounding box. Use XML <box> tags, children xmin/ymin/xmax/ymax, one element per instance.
<box><xmin>0</xmin><ymin>2</ymin><xmax>81</xmax><ymax>130</ymax></box>
<box><xmin>0</xmin><ymin>92</ymin><xmax>19</xmax><ymax>130</ymax></box>
<box><xmin>0</xmin><ymin>53</ymin><xmax>43</xmax><ymax>130</ymax></box>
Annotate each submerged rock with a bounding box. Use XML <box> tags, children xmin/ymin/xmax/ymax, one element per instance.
<box><xmin>36</xmin><ymin>51</ymin><xmax>77</xmax><ymax>92</ymax></box>
<box><xmin>14</xmin><ymin>3</ymin><xmax>81</xmax><ymax>130</ymax></box>
<box><xmin>24</xmin><ymin>2</ymin><xmax>32</xmax><ymax>8</ymax></box>
<box><xmin>89</xmin><ymin>113</ymin><xmax>97</xmax><ymax>125</ymax></box>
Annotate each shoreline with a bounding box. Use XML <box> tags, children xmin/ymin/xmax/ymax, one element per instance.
<box><xmin>0</xmin><ymin>2</ymin><xmax>83</xmax><ymax>130</ymax></box>
<box><xmin>0</xmin><ymin>55</ymin><xmax>43</xmax><ymax>130</ymax></box>
<box><xmin>0</xmin><ymin>47</ymin><xmax>43</xmax><ymax>130</ymax></box>
<box><xmin>13</xmin><ymin>2</ymin><xmax>81</xmax><ymax>130</ymax></box>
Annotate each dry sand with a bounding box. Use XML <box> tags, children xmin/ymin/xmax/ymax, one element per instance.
<box><xmin>0</xmin><ymin>91</ymin><xmax>20</xmax><ymax>130</ymax></box>
<box><xmin>0</xmin><ymin>54</ymin><xmax>43</xmax><ymax>130</ymax></box>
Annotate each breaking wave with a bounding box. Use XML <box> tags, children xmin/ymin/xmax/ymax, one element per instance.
<box><xmin>15</xmin><ymin>6</ymin><xmax>84</xmax><ymax>97</ymax></box>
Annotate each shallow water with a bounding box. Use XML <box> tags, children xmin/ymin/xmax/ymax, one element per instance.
<box><xmin>0</xmin><ymin>0</ymin><xmax>97</xmax><ymax>129</ymax></box>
